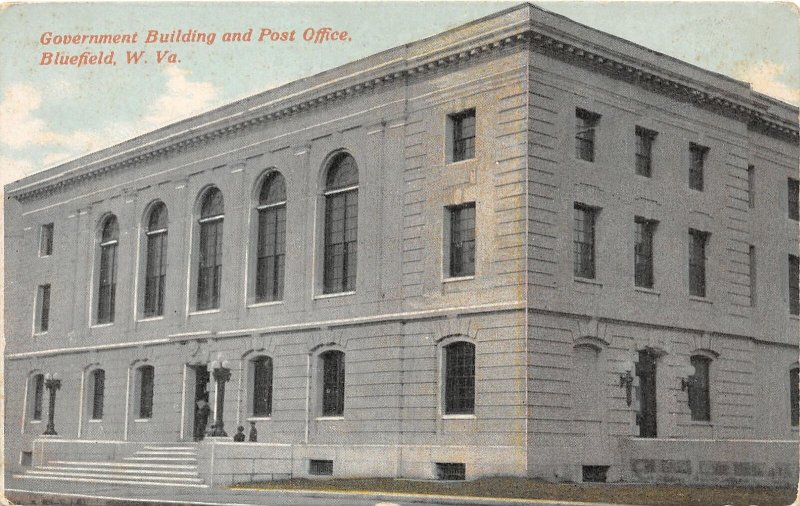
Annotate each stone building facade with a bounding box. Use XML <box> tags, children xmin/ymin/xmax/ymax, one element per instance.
<box><xmin>5</xmin><ymin>4</ymin><xmax>799</xmax><ymax>487</ymax></box>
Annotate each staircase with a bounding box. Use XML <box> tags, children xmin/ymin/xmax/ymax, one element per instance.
<box><xmin>13</xmin><ymin>443</ymin><xmax>208</xmax><ymax>488</ymax></box>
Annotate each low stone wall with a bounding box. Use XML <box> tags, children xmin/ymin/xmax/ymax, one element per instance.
<box><xmin>202</xmin><ymin>440</ymin><xmax>293</xmax><ymax>486</ymax></box>
<box><xmin>619</xmin><ymin>438</ymin><xmax>799</xmax><ymax>486</ymax></box>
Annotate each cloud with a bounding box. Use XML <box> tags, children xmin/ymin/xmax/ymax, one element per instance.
<box><xmin>142</xmin><ymin>66</ymin><xmax>221</xmax><ymax>127</ymax></box>
<box><xmin>732</xmin><ymin>60</ymin><xmax>800</xmax><ymax>106</ymax></box>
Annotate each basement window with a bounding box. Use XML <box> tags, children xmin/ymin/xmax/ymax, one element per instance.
<box><xmin>309</xmin><ymin>459</ymin><xmax>333</xmax><ymax>476</ymax></box>
<box><xmin>582</xmin><ymin>465</ymin><xmax>609</xmax><ymax>483</ymax></box>
<box><xmin>435</xmin><ymin>462</ymin><xmax>466</xmax><ymax>481</ymax></box>
<box><xmin>21</xmin><ymin>451</ymin><xmax>33</xmax><ymax>467</ymax></box>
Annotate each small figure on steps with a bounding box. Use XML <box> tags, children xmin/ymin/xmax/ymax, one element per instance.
<box><xmin>248</xmin><ymin>421</ymin><xmax>258</xmax><ymax>442</ymax></box>
<box><xmin>233</xmin><ymin>425</ymin><xmax>245</xmax><ymax>442</ymax></box>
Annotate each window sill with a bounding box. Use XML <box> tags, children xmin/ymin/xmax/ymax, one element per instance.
<box><xmin>684</xmin><ymin>421</ymin><xmax>713</xmax><ymax>427</ymax></box>
<box><xmin>442</xmin><ymin>275</ymin><xmax>475</xmax><ymax>284</ymax></box>
<box><xmin>133</xmin><ymin>418</ymin><xmax>151</xmax><ymax>423</ymax></box>
<box><xmin>29</xmin><ymin>420</ymin><xmax>42</xmax><ymax>424</ymax></box>
<box><xmin>90</xmin><ymin>323</ymin><xmax>114</xmax><ymax>329</ymax></box>
<box><xmin>33</xmin><ymin>331</ymin><xmax>48</xmax><ymax>337</ymax></box>
<box><xmin>689</xmin><ymin>296</ymin><xmax>713</xmax><ymax>305</ymax></box>
<box><xmin>315</xmin><ymin>416</ymin><xmax>344</xmax><ymax>421</ymax></box>
<box><xmin>789</xmin><ymin>315</ymin><xmax>800</xmax><ymax>320</ymax></box>
<box><xmin>634</xmin><ymin>287</ymin><xmax>660</xmax><ymax>296</ymax></box>
<box><xmin>137</xmin><ymin>316</ymin><xmax>164</xmax><ymax>322</ymax></box>
<box><xmin>445</xmin><ymin>157</ymin><xmax>476</xmax><ymax>167</ymax></box>
<box><xmin>247</xmin><ymin>301</ymin><xmax>283</xmax><ymax>309</ymax></box>
<box><xmin>189</xmin><ymin>309</ymin><xmax>221</xmax><ymax>316</ymax></box>
<box><xmin>574</xmin><ymin>277</ymin><xmax>602</xmax><ymax>287</ymax></box>
<box><xmin>88</xmin><ymin>419</ymin><xmax>102</xmax><ymax>423</ymax></box>
<box><xmin>246</xmin><ymin>416</ymin><xmax>272</xmax><ymax>422</ymax></box>
<box><xmin>442</xmin><ymin>414</ymin><xmax>477</xmax><ymax>420</ymax></box>
<box><xmin>314</xmin><ymin>291</ymin><xmax>355</xmax><ymax>300</ymax></box>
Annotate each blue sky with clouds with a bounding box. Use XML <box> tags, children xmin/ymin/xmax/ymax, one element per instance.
<box><xmin>0</xmin><ymin>1</ymin><xmax>798</xmax><ymax>189</ymax></box>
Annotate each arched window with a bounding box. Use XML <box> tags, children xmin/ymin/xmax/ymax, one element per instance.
<box><xmin>30</xmin><ymin>374</ymin><xmax>44</xmax><ymax>421</ymax></box>
<box><xmin>688</xmin><ymin>355</ymin><xmax>711</xmax><ymax>421</ymax></box>
<box><xmin>144</xmin><ymin>202</ymin><xmax>168</xmax><ymax>317</ymax></box>
<box><xmin>197</xmin><ymin>188</ymin><xmax>224</xmax><ymax>310</ymax></box>
<box><xmin>444</xmin><ymin>341</ymin><xmax>475</xmax><ymax>415</ymax></box>
<box><xmin>90</xmin><ymin>369</ymin><xmax>105</xmax><ymax>420</ymax></box>
<box><xmin>323</xmin><ymin>153</ymin><xmax>358</xmax><ymax>294</ymax></box>
<box><xmin>136</xmin><ymin>365</ymin><xmax>154</xmax><ymax>419</ymax></box>
<box><xmin>251</xmin><ymin>356</ymin><xmax>274</xmax><ymax>417</ymax></box>
<box><xmin>256</xmin><ymin>173</ymin><xmax>286</xmax><ymax>302</ymax></box>
<box><xmin>320</xmin><ymin>350</ymin><xmax>345</xmax><ymax>416</ymax></box>
<box><xmin>97</xmin><ymin>215</ymin><xmax>119</xmax><ymax>324</ymax></box>
<box><xmin>790</xmin><ymin>367</ymin><xmax>799</xmax><ymax>427</ymax></box>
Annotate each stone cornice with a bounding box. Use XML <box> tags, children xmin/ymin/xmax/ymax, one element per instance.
<box><xmin>10</xmin><ymin>12</ymin><xmax>798</xmax><ymax>203</ymax></box>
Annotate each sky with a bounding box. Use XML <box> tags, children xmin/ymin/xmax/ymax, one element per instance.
<box><xmin>0</xmin><ymin>1</ymin><xmax>797</xmax><ymax>190</ymax></box>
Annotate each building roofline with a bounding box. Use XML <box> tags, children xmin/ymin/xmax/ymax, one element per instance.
<box><xmin>7</xmin><ymin>2</ymin><xmax>798</xmax><ymax>202</ymax></box>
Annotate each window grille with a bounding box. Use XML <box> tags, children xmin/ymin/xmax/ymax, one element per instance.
<box><xmin>91</xmin><ymin>369</ymin><xmax>105</xmax><ymax>420</ymax></box>
<box><xmin>138</xmin><ymin>366</ymin><xmax>154</xmax><ymax>419</ymax></box>
<box><xmin>37</xmin><ymin>284</ymin><xmax>51</xmax><ymax>332</ymax></box>
<box><xmin>256</xmin><ymin>173</ymin><xmax>286</xmax><ymax>302</ymax></box>
<box><xmin>309</xmin><ymin>459</ymin><xmax>333</xmax><ymax>476</ymax></box>
<box><xmin>321</xmin><ymin>351</ymin><xmax>345</xmax><ymax>416</ymax></box>
<box><xmin>573</xmin><ymin>204</ymin><xmax>597</xmax><ymax>279</ymax></box>
<box><xmin>689</xmin><ymin>143</ymin><xmax>707</xmax><ymax>191</ymax></box>
<box><xmin>197</xmin><ymin>188</ymin><xmax>223</xmax><ymax>310</ymax></box>
<box><xmin>748</xmin><ymin>246</ymin><xmax>756</xmax><ymax>306</ymax></box>
<box><xmin>634</xmin><ymin>218</ymin><xmax>656</xmax><ymax>288</ymax></box>
<box><xmin>97</xmin><ymin>216</ymin><xmax>118</xmax><ymax>323</ymax></box>
<box><xmin>688</xmin><ymin>229</ymin><xmax>709</xmax><ymax>297</ymax></box>
<box><xmin>790</xmin><ymin>255</ymin><xmax>799</xmax><ymax>316</ymax></box>
<box><xmin>144</xmin><ymin>203</ymin><xmax>168</xmax><ymax>317</ymax></box>
<box><xmin>688</xmin><ymin>356</ymin><xmax>711</xmax><ymax>421</ymax></box>
<box><xmin>575</xmin><ymin>109</ymin><xmax>600</xmax><ymax>162</ymax></box>
<box><xmin>789</xmin><ymin>178</ymin><xmax>799</xmax><ymax>221</ymax></box>
<box><xmin>448</xmin><ymin>203</ymin><xmax>476</xmax><ymax>277</ymax></box>
<box><xmin>32</xmin><ymin>374</ymin><xmax>44</xmax><ymax>421</ymax></box>
<box><xmin>747</xmin><ymin>165</ymin><xmax>755</xmax><ymax>208</ymax></box>
<box><xmin>40</xmin><ymin>223</ymin><xmax>54</xmax><ymax>256</ymax></box>
<box><xmin>444</xmin><ymin>342</ymin><xmax>475</xmax><ymax>415</ymax></box>
<box><xmin>635</xmin><ymin>127</ymin><xmax>656</xmax><ymax>177</ymax></box>
<box><xmin>451</xmin><ymin>109</ymin><xmax>476</xmax><ymax>162</ymax></box>
<box><xmin>436</xmin><ymin>463</ymin><xmax>466</xmax><ymax>480</ymax></box>
<box><xmin>323</xmin><ymin>154</ymin><xmax>358</xmax><ymax>294</ymax></box>
<box><xmin>791</xmin><ymin>368</ymin><xmax>799</xmax><ymax>427</ymax></box>
<box><xmin>252</xmin><ymin>356</ymin><xmax>273</xmax><ymax>417</ymax></box>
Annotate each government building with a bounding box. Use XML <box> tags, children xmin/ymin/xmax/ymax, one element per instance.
<box><xmin>5</xmin><ymin>3</ymin><xmax>799</xmax><ymax>489</ymax></box>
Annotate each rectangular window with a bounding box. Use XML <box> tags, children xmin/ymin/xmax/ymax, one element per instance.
<box><xmin>91</xmin><ymin>369</ymin><xmax>105</xmax><ymax>420</ymax></box>
<box><xmin>689</xmin><ymin>229</ymin><xmax>709</xmax><ymax>297</ymax></box>
<box><xmin>450</xmin><ymin>109</ymin><xmax>476</xmax><ymax>162</ymax></box>
<box><xmin>689</xmin><ymin>143</ymin><xmax>708</xmax><ymax>191</ymax></box>
<box><xmin>635</xmin><ymin>127</ymin><xmax>656</xmax><ymax>177</ymax></box>
<box><xmin>39</xmin><ymin>223</ymin><xmax>53</xmax><ymax>256</ymax></box>
<box><xmin>138</xmin><ymin>366</ymin><xmax>154</xmax><ymax>419</ymax></box>
<box><xmin>747</xmin><ymin>165</ymin><xmax>755</xmax><ymax>209</ymax></box>
<box><xmin>309</xmin><ymin>459</ymin><xmax>334</xmax><ymax>476</ymax></box>
<box><xmin>748</xmin><ymin>246</ymin><xmax>756</xmax><ymax>306</ymax></box>
<box><xmin>789</xmin><ymin>178</ymin><xmax>799</xmax><ymax>221</ymax></box>
<box><xmin>447</xmin><ymin>203</ymin><xmax>476</xmax><ymax>278</ymax></box>
<box><xmin>790</xmin><ymin>254</ymin><xmax>799</xmax><ymax>316</ymax></box>
<box><xmin>35</xmin><ymin>284</ymin><xmax>50</xmax><ymax>333</ymax></box>
<box><xmin>575</xmin><ymin>108</ymin><xmax>600</xmax><ymax>162</ymax></box>
<box><xmin>32</xmin><ymin>374</ymin><xmax>44</xmax><ymax>421</ymax></box>
<box><xmin>436</xmin><ymin>463</ymin><xmax>466</xmax><ymax>481</ymax></box>
<box><xmin>256</xmin><ymin>206</ymin><xmax>286</xmax><ymax>302</ymax></box>
<box><xmin>573</xmin><ymin>203</ymin><xmax>597</xmax><ymax>279</ymax></box>
<box><xmin>791</xmin><ymin>368</ymin><xmax>799</xmax><ymax>427</ymax></box>
<box><xmin>634</xmin><ymin>218</ymin><xmax>657</xmax><ymax>288</ymax></box>
<box><xmin>323</xmin><ymin>190</ymin><xmax>358</xmax><ymax>294</ymax></box>
<box><xmin>321</xmin><ymin>351</ymin><xmax>345</xmax><ymax>417</ymax></box>
<box><xmin>444</xmin><ymin>342</ymin><xmax>475</xmax><ymax>415</ymax></box>
<box><xmin>252</xmin><ymin>357</ymin><xmax>273</xmax><ymax>417</ymax></box>
<box><xmin>688</xmin><ymin>356</ymin><xmax>711</xmax><ymax>422</ymax></box>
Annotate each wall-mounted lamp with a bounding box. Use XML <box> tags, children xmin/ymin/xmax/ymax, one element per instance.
<box><xmin>679</xmin><ymin>363</ymin><xmax>696</xmax><ymax>391</ymax></box>
<box><xmin>619</xmin><ymin>359</ymin><xmax>635</xmax><ymax>406</ymax></box>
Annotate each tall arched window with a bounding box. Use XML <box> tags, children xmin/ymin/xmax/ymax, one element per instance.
<box><xmin>90</xmin><ymin>369</ymin><xmax>105</xmax><ymax>420</ymax></box>
<box><xmin>320</xmin><ymin>350</ymin><xmax>345</xmax><ymax>416</ymax></box>
<box><xmin>323</xmin><ymin>153</ymin><xmax>358</xmax><ymax>294</ymax></box>
<box><xmin>790</xmin><ymin>367</ymin><xmax>799</xmax><ymax>427</ymax></box>
<box><xmin>256</xmin><ymin>173</ymin><xmax>286</xmax><ymax>302</ymax></box>
<box><xmin>444</xmin><ymin>341</ymin><xmax>475</xmax><ymax>415</ymax></box>
<box><xmin>30</xmin><ymin>373</ymin><xmax>44</xmax><ymax>421</ymax></box>
<box><xmin>688</xmin><ymin>355</ymin><xmax>711</xmax><ymax>421</ymax></box>
<box><xmin>144</xmin><ymin>202</ymin><xmax>168</xmax><ymax>317</ymax></box>
<box><xmin>251</xmin><ymin>356</ymin><xmax>274</xmax><ymax>417</ymax></box>
<box><xmin>197</xmin><ymin>188</ymin><xmax>224</xmax><ymax>310</ymax></box>
<box><xmin>97</xmin><ymin>215</ymin><xmax>118</xmax><ymax>324</ymax></box>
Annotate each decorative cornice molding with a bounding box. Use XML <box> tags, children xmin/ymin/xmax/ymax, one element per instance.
<box><xmin>11</xmin><ymin>21</ymin><xmax>798</xmax><ymax>203</ymax></box>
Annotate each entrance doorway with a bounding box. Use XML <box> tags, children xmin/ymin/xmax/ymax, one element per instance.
<box><xmin>636</xmin><ymin>350</ymin><xmax>657</xmax><ymax>438</ymax></box>
<box><xmin>191</xmin><ymin>365</ymin><xmax>210</xmax><ymax>441</ymax></box>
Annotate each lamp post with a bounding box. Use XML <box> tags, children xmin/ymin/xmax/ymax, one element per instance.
<box><xmin>43</xmin><ymin>373</ymin><xmax>61</xmax><ymax>436</ymax></box>
<box><xmin>679</xmin><ymin>363</ymin><xmax>696</xmax><ymax>391</ymax></box>
<box><xmin>619</xmin><ymin>360</ymin><xmax>635</xmax><ymax>407</ymax></box>
<box><xmin>210</xmin><ymin>360</ymin><xmax>231</xmax><ymax>437</ymax></box>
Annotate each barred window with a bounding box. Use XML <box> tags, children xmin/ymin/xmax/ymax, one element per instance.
<box><xmin>91</xmin><ymin>369</ymin><xmax>105</xmax><ymax>420</ymax></box>
<box><xmin>688</xmin><ymin>356</ymin><xmax>711</xmax><ymax>422</ymax></box>
<box><xmin>321</xmin><ymin>350</ymin><xmax>345</xmax><ymax>417</ymax></box>
<box><xmin>450</xmin><ymin>109</ymin><xmax>476</xmax><ymax>162</ymax></box>
<box><xmin>197</xmin><ymin>188</ymin><xmax>223</xmax><ymax>310</ymax></box>
<box><xmin>790</xmin><ymin>254</ymin><xmax>799</xmax><ymax>316</ymax></box>
<box><xmin>635</xmin><ymin>127</ymin><xmax>656</xmax><ymax>177</ymax></box>
<box><xmin>575</xmin><ymin>108</ymin><xmax>600</xmax><ymax>162</ymax></box>
<box><xmin>31</xmin><ymin>374</ymin><xmax>44</xmax><ymax>421</ymax></box>
<box><xmin>39</xmin><ymin>223</ymin><xmax>53</xmax><ymax>256</ymax></box>
<box><xmin>573</xmin><ymin>203</ymin><xmax>597</xmax><ymax>279</ymax></box>
<box><xmin>791</xmin><ymin>367</ymin><xmax>799</xmax><ymax>427</ymax></box>
<box><xmin>448</xmin><ymin>203</ymin><xmax>476</xmax><ymax>278</ymax></box>
<box><xmin>252</xmin><ymin>356</ymin><xmax>273</xmax><ymax>417</ymax></box>
<box><xmin>689</xmin><ymin>143</ymin><xmax>708</xmax><ymax>191</ymax></box>
<box><xmin>444</xmin><ymin>341</ymin><xmax>475</xmax><ymax>415</ymax></box>
<box><xmin>747</xmin><ymin>165</ymin><xmax>755</xmax><ymax>209</ymax></box>
<box><xmin>137</xmin><ymin>365</ymin><xmax>154</xmax><ymax>419</ymax></box>
<box><xmin>789</xmin><ymin>178</ymin><xmax>799</xmax><ymax>221</ymax></box>
<box><xmin>97</xmin><ymin>215</ymin><xmax>118</xmax><ymax>324</ymax></box>
<box><xmin>256</xmin><ymin>173</ymin><xmax>286</xmax><ymax>302</ymax></box>
<box><xmin>144</xmin><ymin>202</ymin><xmax>168</xmax><ymax>317</ymax></box>
<box><xmin>323</xmin><ymin>154</ymin><xmax>358</xmax><ymax>294</ymax></box>
<box><xmin>689</xmin><ymin>229</ymin><xmax>709</xmax><ymax>297</ymax></box>
<box><xmin>36</xmin><ymin>284</ymin><xmax>51</xmax><ymax>333</ymax></box>
<box><xmin>634</xmin><ymin>218</ymin><xmax>657</xmax><ymax>288</ymax></box>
